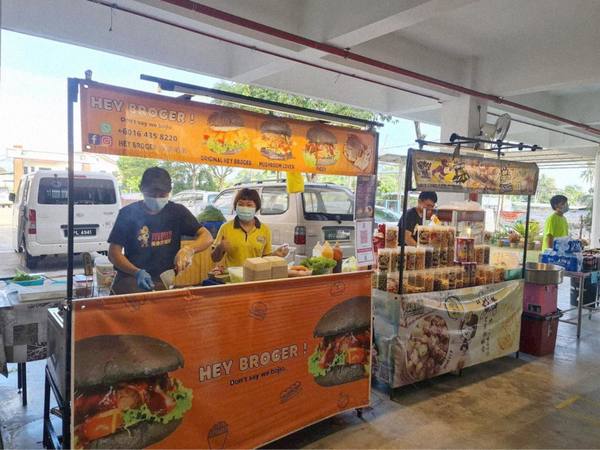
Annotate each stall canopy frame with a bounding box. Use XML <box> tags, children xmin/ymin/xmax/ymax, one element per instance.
<box><xmin>50</xmin><ymin>74</ymin><xmax>380</xmax><ymax>449</ymax></box>
<box><xmin>397</xmin><ymin>140</ymin><xmax>540</xmax><ymax>295</ymax></box>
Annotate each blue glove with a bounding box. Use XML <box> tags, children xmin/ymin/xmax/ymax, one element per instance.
<box><xmin>135</xmin><ymin>269</ymin><xmax>155</xmax><ymax>291</ymax></box>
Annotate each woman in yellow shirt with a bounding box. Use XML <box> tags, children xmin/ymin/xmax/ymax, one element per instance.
<box><xmin>211</xmin><ymin>188</ymin><xmax>288</xmax><ymax>267</ymax></box>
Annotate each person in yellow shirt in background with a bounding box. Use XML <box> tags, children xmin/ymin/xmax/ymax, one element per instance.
<box><xmin>542</xmin><ymin>194</ymin><xmax>570</xmax><ymax>252</ymax></box>
<box><xmin>211</xmin><ymin>188</ymin><xmax>288</xmax><ymax>267</ymax></box>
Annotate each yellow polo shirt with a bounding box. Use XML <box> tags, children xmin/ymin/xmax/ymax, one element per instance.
<box><xmin>215</xmin><ymin>217</ymin><xmax>272</xmax><ymax>267</ymax></box>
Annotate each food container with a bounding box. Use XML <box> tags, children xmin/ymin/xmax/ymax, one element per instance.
<box><xmin>439</xmin><ymin>247</ymin><xmax>448</xmax><ymax>267</ymax></box>
<box><xmin>493</xmin><ymin>266</ymin><xmax>505</xmax><ymax>283</ymax></box>
<box><xmin>390</xmin><ymin>247</ymin><xmax>399</xmax><ymax>273</ymax></box>
<box><xmin>415</xmin><ymin>247</ymin><xmax>426</xmax><ymax>270</ymax></box>
<box><xmin>440</xmin><ymin>226</ymin><xmax>449</xmax><ymax>248</ymax></box>
<box><xmin>423</xmin><ymin>271</ymin><xmax>434</xmax><ymax>292</ymax></box>
<box><xmin>447</xmin><ymin>246</ymin><xmax>455</xmax><ymax>264</ymax></box>
<box><xmin>398</xmin><ymin>249</ymin><xmax>406</xmax><ymax>271</ymax></box>
<box><xmin>11</xmin><ymin>276</ymin><xmax>44</xmax><ymax>287</ymax></box>
<box><xmin>415</xmin><ymin>270</ymin><xmax>425</xmax><ymax>290</ymax></box>
<box><xmin>448</xmin><ymin>266</ymin><xmax>457</xmax><ymax>290</ymax></box>
<box><xmin>263</xmin><ymin>256</ymin><xmax>288</xmax><ymax>279</ymax></box>
<box><xmin>431</xmin><ymin>247</ymin><xmax>440</xmax><ymax>268</ymax></box>
<box><xmin>448</xmin><ymin>227</ymin><xmax>456</xmax><ymax>247</ymax></box>
<box><xmin>373</xmin><ymin>271</ymin><xmax>387</xmax><ymax>291</ymax></box>
<box><xmin>461</xmin><ymin>262</ymin><xmax>476</xmax><ymax>287</ymax></box>
<box><xmin>455</xmin><ymin>267</ymin><xmax>464</xmax><ymax>289</ymax></box>
<box><xmin>243</xmin><ymin>257</ymin><xmax>272</xmax><ymax>282</ymax></box>
<box><xmin>424</xmin><ymin>246</ymin><xmax>433</xmax><ymax>268</ymax></box>
<box><xmin>433</xmin><ymin>269</ymin><xmax>442</xmax><ymax>291</ymax></box>
<box><xmin>385</xmin><ymin>226</ymin><xmax>398</xmax><ymax>248</ymax></box>
<box><xmin>474</xmin><ymin>245</ymin><xmax>485</xmax><ymax>264</ymax></box>
<box><xmin>439</xmin><ymin>268</ymin><xmax>450</xmax><ymax>291</ymax></box>
<box><xmin>74</xmin><ymin>275</ymin><xmax>92</xmax><ymax>298</ymax></box>
<box><xmin>417</xmin><ymin>225</ymin><xmax>430</xmax><ymax>246</ymax></box>
<box><xmin>405</xmin><ymin>247</ymin><xmax>417</xmax><ymax>271</ymax></box>
<box><xmin>287</xmin><ymin>266</ymin><xmax>312</xmax><ymax>278</ymax></box>
<box><xmin>483</xmin><ymin>245</ymin><xmax>491</xmax><ymax>264</ymax></box>
<box><xmin>484</xmin><ymin>265</ymin><xmax>494</xmax><ymax>284</ymax></box>
<box><xmin>95</xmin><ymin>256</ymin><xmax>115</xmax><ymax>289</ymax></box>
<box><xmin>524</xmin><ymin>262</ymin><xmax>564</xmax><ymax>285</ymax></box>
<box><xmin>475</xmin><ymin>265</ymin><xmax>486</xmax><ymax>286</ymax></box>
<box><xmin>456</xmin><ymin>237</ymin><xmax>475</xmax><ymax>263</ymax></box>
<box><xmin>387</xmin><ymin>272</ymin><xmax>399</xmax><ymax>293</ymax></box>
<box><xmin>430</xmin><ymin>226</ymin><xmax>443</xmax><ymax>248</ymax></box>
<box><xmin>377</xmin><ymin>248</ymin><xmax>391</xmax><ymax>272</ymax></box>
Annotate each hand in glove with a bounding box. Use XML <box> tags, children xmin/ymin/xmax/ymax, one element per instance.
<box><xmin>273</xmin><ymin>244</ymin><xmax>289</xmax><ymax>257</ymax></box>
<box><xmin>135</xmin><ymin>269</ymin><xmax>155</xmax><ymax>291</ymax></box>
<box><xmin>175</xmin><ymin>246</ymin><xmax>195</xmax><ymax>273</ymax></box>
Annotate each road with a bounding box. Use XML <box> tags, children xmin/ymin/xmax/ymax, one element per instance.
<box><xmin>0</xmin><ymin>209</ymin><xmax>83</xmax><ymax>278</ymax></box>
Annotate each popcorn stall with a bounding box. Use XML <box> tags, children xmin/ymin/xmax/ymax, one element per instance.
<box><xmin>372</xmin><ymin>142</ymin><xmax>540</xmax><ymax>392</ymax></box>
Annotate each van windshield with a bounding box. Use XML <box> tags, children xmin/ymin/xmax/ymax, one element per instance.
<box><xmin>302</xmin><ymin>188</ymin><xmax>354</xmax><ymax>221</ymax></box>
<box><xmin>38</xmin><ymin>177</ymin><xmax>117</xmax><ymax>205</ymax></box>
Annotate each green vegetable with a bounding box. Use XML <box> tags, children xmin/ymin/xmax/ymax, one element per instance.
<box><xmin>12</xmin><ymin>270</ymin><xmax>41</xmax><ymax>282</ymax></box>
<box><xmin>300</xmin><ymin>257</ymin><xmax>337</xmax><ymax>275</ymax></box>
<box><xmin>197</xmin><ymin>205</ymin><xmax>226</xmax><ymax>223</ymax></box>
<box><xmin>122</xmin><ymin>379</ymin><xmax>193</xmax><ymax>429</ymax></box>
<box><xmin>307</xmin><ymin>348</ymin><xmax>348</xmax><ymax>377</ymax></box>
<box><xmin>206</xmin><ymin>136</ymin><xmax>250</xmax><ymax>155</ymax></box>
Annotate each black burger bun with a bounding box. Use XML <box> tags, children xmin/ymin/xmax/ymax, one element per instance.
<box><xmin>306</xmin><ymin>126</ymin><xmax>337</xmax><ymax>144</ymax></box>
<box><xmin>314</xmin><ymin>364</ymin><xmax>366</xmax><ymax>387</ymax></box>
<box><xmin>75</xmin><ymin>335</ymin><xmax>184</xmax><ymax>390</ymax></box>
<box><xmin>87</xmin><ymin>418</ymin><xmax>182</xmax><ymax>449</ymax></box>
<box><xmin>313</xmin><ymin>296</ymin><xmax>370</xmax><ymax>337</ymax></box>
<box><xmin>208</xmin><ymin>110</ymin><xmax>244</xmax><ymax>131</ymax></box>
<box><xmin>260</xmin><ymin>119</ymin><xmax>291</xmax><ymax>136</ymax></box>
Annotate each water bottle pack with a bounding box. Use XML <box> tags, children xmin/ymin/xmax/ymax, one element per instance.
<box><xmin>542</xmin><ymin>237</ymin><xmax>583</xmax><ymax>272</ymax></box>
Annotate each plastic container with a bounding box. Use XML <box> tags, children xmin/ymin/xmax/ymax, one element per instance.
<box><xmin>389</xmin><ymin>248</ymin><xmax>399</xmax><ymax>273</ymax></box>
<box><xmin>524</xmin><ymin>283</ymin><xmax>558</xmax><ymax>315</ymax></box>
<box><xmin>405</xmin><ymin>247</ymin><xmax>417</xmax><ymax>271</ymax></box>
<box><xmin>415</xmin><ymin>247</ymin><xmax>426</xmax><ymax>270</ymax></box>
<box><xmin>456</xmin><ymin>237</ymin><xmax>475</xmax><ymax>263</ymax></box>
<box><xmin>321</xmin><ymin>241</ymin><xmax>334</xmax><ymax>260</ymax></box>
<box><xmin>519</xmin><ymin>311</ymin><xmax>561</xmax><ymax>356</ymax></box>
<box><xmin>431</xmin><ymin>247</ymin><xmax>440</xmax><ymax>268</ymax></box>
<box><xmin>439</xmin><ymin>247</ymin><xmax>448</xmax><ymax>267</ymax></box>
<box><xmin>373</xmin><ymin>271</ymin><xmax>387</xmax><ymax>291</ymax></box>
<box><xmin>385</xmin><ymin>226</ymin><xmax>398</xmax><ymax>248</ymax></box>
<box><xmin>11</xmin><ymin>277</ymin><xmax>44</xmax><ymax>287</ymax></box>
<box><xmin>417</xmin><ymin>225</ymin><xmax>430</xmax><ymax>246</ymax></box>
<box><xmin>423</xmin><ymin>271</ymin><xmax>434</xmax><ymax>292</ymax></box>
<box><xmin>377</xmin><ymin>248</ymin><xmax>391</xmax><ymax>272</ymax></box>
<box><xmin>424</xmin><ymin>246</ymin><xmax>433</xmax><ymax>268</ymax></box>
<box><xmin>386</xmin><ymin>272</ymin><xmax>399</xmax><ymax>293</ymax></box>
<box><xmin>94</xmin><ymin>255</ymin><xmax>115</xmax><ymax>289</ymax></box>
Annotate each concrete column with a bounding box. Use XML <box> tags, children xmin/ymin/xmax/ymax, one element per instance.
<box><xmin>590</xmin><ymin>149</ymin><xmax>600</xmax><ymax>247</ymax></box>
<box><xmin>436</xmin><ymin>96</ymin><xmax>487</xmax><ymax>206</ymax></box>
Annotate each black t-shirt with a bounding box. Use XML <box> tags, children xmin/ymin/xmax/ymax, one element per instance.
<box><xmin>397</xmin><ymin>207</ymin><xmax>422</xmax><ymax>245</ymax></box>
<box><xmin>108</xmin><ymin>201</ymin><xmax>202</xmax><ymax>277</ymax></box>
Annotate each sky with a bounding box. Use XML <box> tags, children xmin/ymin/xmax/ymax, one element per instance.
<box><xmin>0</xmin><ymin>30</ymin><xmax>591</xmax><ymax>190</ymax></box>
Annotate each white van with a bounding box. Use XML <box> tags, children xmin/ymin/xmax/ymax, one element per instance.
<box><xmin>212</xmin><ymin>182</ymin><xmax>355</xmax><ymax>258</ymax></box>
<box><xmin>11</xmin><ymin>170</ymin><xmax>121</xmax><ymax>269</ymax></box>
<box><xmin>170</xmin><ymin>190</ymin><xmax>218</xmax><ymax>217</ymax></box>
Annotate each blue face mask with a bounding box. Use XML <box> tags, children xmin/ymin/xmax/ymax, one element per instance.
<box><xmin>143</xmin><ymin>195</ymin><xmax>169</xmax><ymax>213</ymax></box>
<box><xmin>560</xmin><ymin>203</ymin><xmax>570</xmax><ymax>213</ymax></box>
<box><xmin>236</xmin><ymin>205</ymin><xmax>256</xmax><ymax>222</ymax></box>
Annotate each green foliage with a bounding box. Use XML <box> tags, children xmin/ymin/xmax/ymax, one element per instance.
<box><xmin>512</xmin><ymin>220</ymin><xmax>540</xmax><ymax>239</ymax></box>
<box><xmin>534</xmin><ymin>174</ymin><xmax>558</xmax><ymax>204</ymax></box>
<box><xmin>213</xmin><ymin>82</ymin><xmax>393</xmax><ymax>123</ymax></box>
<box><xmin>116</xmin><ymin>157</ymin><xmax>217</xmax><ymax>193</ymax></box>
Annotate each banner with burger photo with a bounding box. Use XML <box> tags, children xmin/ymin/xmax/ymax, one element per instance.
<box><xmin>80</xmin><ymin>81</ymin><xmax>377</xmax><ymax>176</ymax></box>
<box><xmin>72</xmin><ymin>272</ymin><xmax>371</xmax><ymax>449</ymax></box>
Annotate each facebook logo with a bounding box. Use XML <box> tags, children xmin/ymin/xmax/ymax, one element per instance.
<box><xmin>88</xmin><ymin>133</ymin><xmax>100</xmax><ymax>145</ymax></box>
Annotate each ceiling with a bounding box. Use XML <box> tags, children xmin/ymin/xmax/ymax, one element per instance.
<box><xmin>2</xmin><ymin>0</ymin><xmax>600</xmax><ymax>162</ymax></box>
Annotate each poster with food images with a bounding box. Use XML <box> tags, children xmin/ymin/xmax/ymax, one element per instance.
<box><xmin>71</xmin><ymin>272</ymin><xmax>371</xmax><ymax>449</ymax></box>
<box><xmin>410</xmin><ymin>149</ymin><xmax>538</xmax><ymax>195</ymax></box>
<box><xmin>372</xmin><ymin>280</ymin><xmax>522</xmax><ymax>388</ymax></box>
<box><xmin>79</xmin><ymin>80</ymin><xmax>377</xmax><ymax>176</ymax></box>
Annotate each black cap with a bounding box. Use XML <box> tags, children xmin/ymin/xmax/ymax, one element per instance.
<box><xmin>140</xmin><ymin>167</ymin><xmax>172</xmax><ymax>194</ymax></box>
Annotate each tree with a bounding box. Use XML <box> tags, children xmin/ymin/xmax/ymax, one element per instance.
<box><xmin>116</xmin><ymin>157</ymin><xmax>217</xmax><ymax>193</ymax></box>
<box><xmin>563</xmin><ymin>184</ymin><xmax>584</xmax><ymax>206</ymax></box>
<box><xmin>534</xmin><ymin>174</ymin><xmax>558</xmax><ymax>204</ymax></box>
<box><xmin>209</xmin><ymin>166</ymin><xmax>234</xmax><ymax>190</ymax></box>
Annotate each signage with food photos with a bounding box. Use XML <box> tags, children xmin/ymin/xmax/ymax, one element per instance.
<box><xmin>410</xmin><ymin>149</ymin><xmax>539</xmax><ymax>195</ymax></box>
<box><xmin>80</xmin><ymin>81</ymin><xmax>377</xmax><ymax>176</ymax></box>
<box><xmin>71</xmin><ymin>273</ymin><xmax>371</xmax><ymax>449</ymax></box>
<box><xmin>372</xmin><ymin>280</ymin><xmax>522</xmax><ymax>388</ymax></box>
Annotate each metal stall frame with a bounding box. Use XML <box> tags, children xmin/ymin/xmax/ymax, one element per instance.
<box><xmin>397</xmin><ymin>139</ymin><xmax>540</xmax><ymax>295</ymax></box>
<box><xmin>43</xmin><ymin>75</ymin><xmax>381</xmax><ymax>449</ymax></box>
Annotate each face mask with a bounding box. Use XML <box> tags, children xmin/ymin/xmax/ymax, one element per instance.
<box><xmin>560</xmin><ymin>203</ymin><xmax>570</xmax><ymax>213</ymax></box>
<box><xmin>236</xmin><ymin>205</ymin><xmax>256</xmax><ymax>222</ymax></box>
<box><xmin>143</xmin><ymin>195</ymin><xmax>169</xmax><ymax>213</ymax></box>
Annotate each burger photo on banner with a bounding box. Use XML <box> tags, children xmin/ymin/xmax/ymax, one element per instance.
<box><xmin>203</xmin><ymin>110</ymin><xmax>251</xmax><ymax>155</ymax></box>
<box><xmin>344</xmin><ymin>134</ymin><xmax>373</xmax><ymax>172</ymax></box>
<box><xmin>73</xmin><ymin>335</ymin><xmax>192</xmax><ymax>449</ymax></box>
<box><xmin>308</xmin><ymin>296</ymin><xmax>371</xmax><ymax>386</ymax></box>
<box><xmin>303</xmin><ymin>126</ymin><xmax>339</xmax><ymax>168</ymax></box>
<box><xmin>258</xmin><ymin>119</ymin><xmax>294</xmax><ymax>160</ymax></box>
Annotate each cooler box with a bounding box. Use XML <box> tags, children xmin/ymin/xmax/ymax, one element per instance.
<box><xmin>519</xmin><ymin>311</ymin><xmax>561</xmax><ymax>356</ymax></box>
<box><xmin>523</xmin><ymin>283</ymin><xmax>558</xmax><ymax>315</ymax></box>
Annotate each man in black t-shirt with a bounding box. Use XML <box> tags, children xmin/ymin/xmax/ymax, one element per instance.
<box><xmin>398</xmin><ymin>191</ymin><xmax>437</xmax><ymax>246</ymax></box>
<box><xmin>108</xmin><ymin>167</ymin><xmax>213</xmax><ymax>294</ymax></box>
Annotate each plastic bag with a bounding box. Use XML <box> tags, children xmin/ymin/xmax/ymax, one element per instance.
<box><xmin>342</xmin><ymin>256</ymin><xmax>358</xmax><ymax>272</ymax></box>
<box><xmin>287</xmin><ymin>172</ymin><xmax>305</xmax><ymax>193</ymax></box>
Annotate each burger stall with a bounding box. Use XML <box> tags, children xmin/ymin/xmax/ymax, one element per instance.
<box><xmin>43</xmin><ymin>76</ymin><xmax>380</xmax><ymax>449</ymax></box>
<box><xmin>371</xmin><ymin>139</ymin><xmax>540</xmax><ymax>393</ymax></box>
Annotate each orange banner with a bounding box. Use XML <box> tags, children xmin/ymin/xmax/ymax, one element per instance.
<box><xmin>72</xmin><ymin>273</ymin><xmax>372</xmax><ymax>449</ymax></box>
<box><xmin>80</xmin><ymin>81</ymin><xmax>377</xmax><ymax>176</ymax></box>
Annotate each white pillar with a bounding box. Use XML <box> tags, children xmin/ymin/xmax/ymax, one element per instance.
<box><xmin>590</xmin><ymin>149</ymin><xmax>600</xmax><ymax>247</ymax></box>
<box><xmin>436</xmin><ymin>96</ymin><xmax>487</xmax><ymax>206</ymax></box>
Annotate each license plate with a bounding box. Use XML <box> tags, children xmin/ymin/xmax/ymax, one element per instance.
<box><xmin>324</xmin><ymin>228</ymin><xmax>352</xmax><ymax>241</ymax></box>
<box><xmin>65</xmin><ymin>228</ymin><xmax>96</xmax><ymax>237</ymax></box>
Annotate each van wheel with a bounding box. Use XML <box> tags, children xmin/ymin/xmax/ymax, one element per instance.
<box><xmin>24</xmin><ymin>250</ymin><xmax>39</xmax><ymax>270</ymax></box>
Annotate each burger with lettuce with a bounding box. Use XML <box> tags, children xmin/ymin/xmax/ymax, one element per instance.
<box><xmin>204</xmin><ymin>110</ymin><xmax>250</xmax><ymax>155</ymax></box>
<box><xmin>73</xmin><ymin>335</ymin><xmax>192</xmax><ymax>449</ymax></box>
<box><xmin>308</xmin><ymin>296</ymin><xmax>371</xmax><ymax>386</ymax></box>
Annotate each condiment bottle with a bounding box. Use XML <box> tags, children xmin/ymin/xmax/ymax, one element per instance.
<box><xmin>321</xmin><ymin>241</ymin><xmax>334</xmax><ymax>260</ymax></box>
<box><xmin>333</xmin><ymin>242</ymin><xmax>343</xmax><ymax>273</ymax></box>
